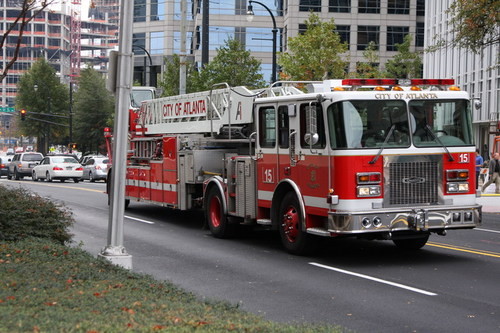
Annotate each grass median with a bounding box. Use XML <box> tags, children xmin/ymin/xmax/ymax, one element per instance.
<box><xmin>0</xmin><ymin>185</ymin><xmax>342</xmax><ymax>332</ymax></box>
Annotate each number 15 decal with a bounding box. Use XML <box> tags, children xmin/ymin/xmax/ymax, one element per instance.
<box><xmin>459</xmin><ymin>153</ymin><xmax>469</xmax><ymax>163</ymax></box>
<box><xmin>263</xmin><ymin>168</ymin><xmax>274</xmax><ymax>183</ymax></box>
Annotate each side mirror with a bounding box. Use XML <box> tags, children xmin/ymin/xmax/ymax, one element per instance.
<box><xmin>304</xmin><ymin>132</ymin><xmax>319</xmax><ymax>145</ymax></box>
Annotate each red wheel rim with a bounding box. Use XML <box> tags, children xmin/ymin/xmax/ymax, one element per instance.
<box><xmin>282</xmin><ymin>205</ymin><xmax>299</xmax><ymax>243</ymax></box>
<box><xmin>209</xmin><ymin>195</ymin><xmax>221</xmax><ymax>228</ymax></box>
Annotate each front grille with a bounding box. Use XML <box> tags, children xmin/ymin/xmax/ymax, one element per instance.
<box><xmin>389</xmin><ymin>161</ymin><xmax>438</xmax><ymax>205</ymax></box>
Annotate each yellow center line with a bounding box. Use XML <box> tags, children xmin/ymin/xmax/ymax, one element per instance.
<box><xmin>427</xmin><ymin>241</ymin><xmax>500</xmax><ymax>258</ymax></box>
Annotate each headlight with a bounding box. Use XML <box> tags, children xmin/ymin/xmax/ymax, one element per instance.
<box><xmin>447</xmin><ymin>182</ymin><xmax>469</xmax><ymax>193</ymax></box>
<box><xmin>357</xmin><ymin>185</ymin><xmax>381</xmax><ymax>197</ymax></box>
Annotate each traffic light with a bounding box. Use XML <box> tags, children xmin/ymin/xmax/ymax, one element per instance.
<box><xmin>20</xmin><ymin>109</ymin><xmax>27</xmax><ymax>121</ymax></box>
<box><xmin>71</xmin><ymin>143</ymin><xmax>77</xmax><ymax>150</ymax></box>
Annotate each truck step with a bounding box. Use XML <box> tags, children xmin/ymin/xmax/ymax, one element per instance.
<box><xmin>257</xmin><ymin>219</ymin><xmax>272</xmax><ymax>225</ymax></box>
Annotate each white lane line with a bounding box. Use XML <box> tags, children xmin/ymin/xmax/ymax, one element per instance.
<box><xmin>475</xmin><ymin>228</ymin><xmax>500</xmax><ymax>234</ymax></box>
<box><xmin>309</xmin><ymin>262</ymin><xmax>437</xmax><ymax>296</ymax></box>
<box><xmin>125</xmin><ymin>215</ymin><xmax>155</xmax><ymax>224</ymax></box>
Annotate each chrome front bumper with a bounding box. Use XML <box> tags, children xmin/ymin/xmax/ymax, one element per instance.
<box><xmin>328</xmin><ymin>204</ymin><xmax>482</xmax><ymax>234</ymax></box>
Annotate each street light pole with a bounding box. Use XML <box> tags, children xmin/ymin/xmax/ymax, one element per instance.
<box><xmin>247</xmin><ymin>0</ymin><xmax>277</xmax><ymax>83</ymax></box>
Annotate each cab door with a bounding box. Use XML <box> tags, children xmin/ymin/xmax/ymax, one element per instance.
<box><xmin>277</xmin><ymin>104</ymin><xmax>299</xmax><ymax>181</ymax></box>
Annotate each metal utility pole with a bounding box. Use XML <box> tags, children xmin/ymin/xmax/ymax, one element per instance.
<box><xmin>99</xmin><ymin>0</ymin><xmax>133</xmax><ymax>269</ymax></box>
<box><xmin>201</xmin><ymin>0</ymin><xmax>209</xmax><ymax>67</ymax></box>
<box><xmin>179</xmin><ymin>0</ymin><xmax>187</xmax><ymax>94</ymax></box>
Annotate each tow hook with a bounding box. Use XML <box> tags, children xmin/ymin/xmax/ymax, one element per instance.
<box><xmin>407</xmin><ymin>209</ymin><xmax>427</xmax><ymax>231</ymax></box>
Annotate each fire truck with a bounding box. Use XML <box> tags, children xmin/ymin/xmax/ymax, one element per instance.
<box><xmin>105</xmin><ymin>78</ymin><xmax>481</xmax><ymax>255</ymax></box>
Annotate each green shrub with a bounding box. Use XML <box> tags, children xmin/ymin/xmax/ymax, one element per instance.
<box><xmin>0</xmin><ymin>185</ymin><xmax>74</xmax><ymax>244</ymax></box>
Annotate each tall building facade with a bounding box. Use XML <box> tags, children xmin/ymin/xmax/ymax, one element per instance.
<box><xmin>423</xmin><ymin>0</ymin><xmax>500</xmax><ymax>156</ymax></box>
<box><xmin>131</xmin><ymin>0</ymin><xmax>425</xmax><ymax>85</ymax></box>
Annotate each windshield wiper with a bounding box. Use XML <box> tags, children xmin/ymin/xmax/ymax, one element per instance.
<box><xmin>423</xmin><ymin>124</ymin><xmax>454</xmax><ymax>162</ymax></box>
<box><xmin>369</xmin><ymin>124</ymin><xmax>396</xmax><ymax>164</ymax></box>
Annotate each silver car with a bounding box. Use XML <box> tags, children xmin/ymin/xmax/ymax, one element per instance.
<box><xmin>81</xmin><ymin>157</ymin><xmax>109</xmax><ymax>182</ymax></box>
<box><xmin>7</xmin><ymin>152</ymin><xmax>44</xmax><ymax>180</ymax></box>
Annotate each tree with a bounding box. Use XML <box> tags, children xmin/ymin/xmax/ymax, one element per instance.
<box><xmin>16</xmin><ymin>58</ymin><xmax>69</xmax><ymax>155</ymax></box>
<box><xmin>72</xmin><ymin>68</ymin><xmax>115</xmax><ymax>155</ymax></box>
<box><xmin>200</xmin><ymin>38</ymin><xmax>266</xmax><ymax>90</ymax></box>
<box><xmin>447</xmin><ymin>0</ymin><xmax>500</xmax><ymax>53</ymax></box>
<box><xmin>159</xmin><ymin>39</ymin><xmax>265</xmax><ymax>96</ymax></box>
<box><xmin>158</xmin><ymin>54</ymin><xmax>199</xmax><ymax>96</ymax></box>
<box><xmin>0</xmin><ymin>0</ymin><xmax>55</xmax><ymax>82</ymax></box>
<box><xmin>351</xmin><ymin>41</ymin><xmax>383</xmax><ymax>78</ymax></box>
<box><xmin>384</xmin><ymin>34</ymin><xmax>422</xmax><ymax>79</ymax></box>
<box><xmin>278</xmin><ymin>13</ymin><xmax>348</xmax><ymax>81</ymax></box>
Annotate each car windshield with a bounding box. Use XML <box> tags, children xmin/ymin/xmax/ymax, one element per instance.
<box><xmin>52</xmin><ymin>157</ymin><xmax>78</xmax><ymax>163</ymax></box>
<box><xmin>22</xmin><ymin>154</ymin><xmax>43</xmax><ymax>161</ymax></box>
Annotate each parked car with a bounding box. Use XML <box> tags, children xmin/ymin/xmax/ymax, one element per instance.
<box><xmin>32</xmin><ymin>155</ymin><xmax>83</xmax><ymax>183</ymax></box>
<box><xmin>79</xmin><ymin>154</ymin><xmax>106</xmax><ymax>166</ymax></box>
<box><xmin>6</xmin><ymin>148</ymin><xmax>14</xmax><ymax>155</ymax></box>
<box><xmin>0</xmin><ymin>157</ymin><xmax>9</xmax><ymax>177</ymax></box>
<box><xmin>7</xmin><ymin>152</ymin><xmax>44</xmax><ymax>180</ymax></box>
<box><xmin>81</xmin><ymin>157</ymin><xmax>109</xmax><ymax>182</ymax></box>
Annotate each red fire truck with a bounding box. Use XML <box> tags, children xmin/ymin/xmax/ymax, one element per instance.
<box><xmin>105</xmin><ymin>79</ymin><xmax>481</xmax><ymax>255</ymax></box>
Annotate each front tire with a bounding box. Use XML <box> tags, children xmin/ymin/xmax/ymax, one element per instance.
<box><xmin>205</xmin><ymin>186</ymin><xmax>232</xmax><ymax>238</ymax></box>
<box><xmin>32</xmin><ymin>172</ymin><xmax>38</xmax><ymax>182</ymax></box>
<box><xmin>278</xmin><ymin>192</ymin><xmax>317</xmax><ymax>255</ymax></box>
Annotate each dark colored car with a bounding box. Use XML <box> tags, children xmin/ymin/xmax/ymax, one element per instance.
<box><xmin>0</xmin><ymin>157</ymin><xmax>9</xmax><ymax>177</ymax></box>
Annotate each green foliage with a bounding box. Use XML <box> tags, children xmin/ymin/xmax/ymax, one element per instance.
<box><xmin>384</xmin><ymin>34</ymin><xmax>422</xmax><ymax>79</ymax></box>
<box><xmin>159</xmin><ymin>39</ymin><xmax>265</xmax><ymax>97</ymax></box>
<box><xmin>447</xmin><ymin>0</ymin><xmax>500</xmax><ymax>53</ymax></box>
<box><xmin>0</xmin><ymin>186</ymin><xmax>74</xmax><ymax>245</ymax></box>
<box><xmin>158</xmin><ymin>54</ymin><xmax>200</xmax><ymax>96</ymax></box>
<box><xmin>0</xmin><ymin>238</ymin><xmax>341</xmax><ymax>332</ymax></box>
<box><xmin>352</xmin><ymin>41</ymin><xmax>384</xmax><ymax>78</ymax></box>
<box><xmin>15</xmin><ymin>58</ymin><xmax>70</xmax><ymax>155</ymax></box>
<box><xmin>73</xmin><ymin>67</ymin><xmax>115</xmax><ymax>155</ymax></box>
<box><xmin>278</xmin><ymin>13</ymin><xmax>348</xmax><ymax>81</ymax></box>
<box><xmin>200</xmin><ymin>38</ymin><xmax>266</xmax><ymax>89</ymax></box>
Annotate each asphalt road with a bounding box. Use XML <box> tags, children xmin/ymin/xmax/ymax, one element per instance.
<box><xmin>2</xmin><ymin>178</ymin><xmax>500</xmax><ymax>333</ymax></box>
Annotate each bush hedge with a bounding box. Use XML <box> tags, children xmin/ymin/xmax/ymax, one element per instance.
<box><xmin>0</xmin><ymin>185</ymin><xmax>74</xmax><ymax>245</ymax></box>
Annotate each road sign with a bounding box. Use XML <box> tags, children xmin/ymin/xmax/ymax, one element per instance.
<box><xmin>0</xmin><ymin>107</ymin><xmax>15</xmax><ymax>113</ymax></box>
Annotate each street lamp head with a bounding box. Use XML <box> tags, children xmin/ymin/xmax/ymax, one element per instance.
<box><xmin>34</xmin><ymin>84</ymin><xmax>38</xmax><ymax>92</ymax></box>
<box><xmin>246</xmin><ymin>4</ymin><xmax>254</xmax><ymax>22</ymax></box>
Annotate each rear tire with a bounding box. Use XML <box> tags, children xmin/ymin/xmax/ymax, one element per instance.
<box><xmin>46</xmin><ymin>172</ymin><xmax>52</xmax><ymax>182</ymax></box>
<box><xmin>73</xmin><ymin>178</ymin><xmax>80</xmax><ymax>183</ymax></box>
<box><xmin>89</xmin><ymin>172</ymin><xmax>95</xmax><ymax>182</ymax></box>
<box><xmin>393</xmin><ymin>234</ymin><xmax>429</xmax><ymax>250</ymax></box>
<box><xmin>278</xmin><ymin>192</ymin><xmax>317</xmax><ymax>255</ymax></box>
<box><xmin>205</xmin><ymin>186</ymin><xmax>233</xmax><ymax>238</ymax></box>
<box><xmin>14</xmin><ymin>168</ymin><xmax>20</xmax><ymax>180</ymax></box>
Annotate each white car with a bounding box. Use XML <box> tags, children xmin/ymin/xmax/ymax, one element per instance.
<box><xmin>32</xmin><ymin>155</ymin><xmax>83</xmax><ymax>183</ymax></box>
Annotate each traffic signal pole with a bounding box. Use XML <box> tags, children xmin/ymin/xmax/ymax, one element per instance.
<box><xmin>98</xmin><ymin>0</ymin><xmax>133</xmax><ymax>269</ymax></box>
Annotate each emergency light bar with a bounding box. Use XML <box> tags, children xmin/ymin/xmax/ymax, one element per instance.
<box><xmin>341</xmin><ymin>79</ymin><xmax>455</xmax><ymax>86</ymax></box>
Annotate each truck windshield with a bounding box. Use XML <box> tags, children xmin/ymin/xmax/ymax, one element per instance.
<box><xmin>131</xmin><ymin>89</ymin><xmax>154</xmax><ymax>108</ymax></box>
<box><xmin>327</xmin><ymin>100</ymin><xmax>410</xmax><ymax>149</ymax></box>
<box><xmin>327</xmin><ymin>99</ymin><xmax>473</xmax><ymax>149</ymax></box>
<box><xmin>409</xmin><ymin>99</ymin><xmax>473</xmax><ymax>147</ymax></box>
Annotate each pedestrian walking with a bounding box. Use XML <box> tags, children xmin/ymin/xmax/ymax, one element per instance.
<box><xmin>481</xmin><ymin>152</ymin><xmax>500</xmax><ymax>194</ymax></box>
<box><xmin>475</xmin><ymin>150</ymin><xmax>484</xmax><ymax>189</ymax></box>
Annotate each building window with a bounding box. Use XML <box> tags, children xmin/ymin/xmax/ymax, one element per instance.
<box><xmin>417</xmin><ymin>0</ymin><xmax>425</xmax><ymax>16</ymax></box>
<box><xmin>300</xmin><ymin>0</ymin><xmax>321</xmax><ymax>12</ymax></box>
<box><xmin>416</xmin><ymin>22</ymin><xmax>424</xmax><ymax>47</ymax></box>
<box><xmin>329</xmin><ymin>0</ymin><xmax>350</xmax><ymax>12</ymax></box>
<box><xmin>298</xmin><ymin>23</ymin><xmax>307</xmax><ymax>35</ymax></box>
<box><xmin>357</xmin><ymin>26</ymin><xmax>379</xmax><ymax>50</ymax></box>
<box><xmin>150</xmin><ymin>32</ymin><xmax>164</xmax><ymax>55</ymax></box>
<box><xmin>133</xmin><ymin>33</ymin><xmax>146</xmax><ymax>54</ymax></box>
<box><xmin>358</xmin><ymin>0</ymin><xmax>380</xmax><ymax>14</ymax></box>
<box><xmin>134</xmin><ymin>0</ymin><xmax>146</xmax><ymax>22</ymax></box>
<box><xmin>388</xmin><ymin>0</ymin><xmax>409</xmax><ymax>14</ymax></box>
<box><xmin>387</xmin><ymin>26</ymin><xmax>409</xmax><ymax>51</ymax></box>
<box><xmin>150</xmin><ymin>0</ymin><xmax>166</xmax><ymax>21</ymax></box>
<box><xmin>336</xmin><ymin>25</ymin><xmax>351</xmax><ymax>45</ymax></box>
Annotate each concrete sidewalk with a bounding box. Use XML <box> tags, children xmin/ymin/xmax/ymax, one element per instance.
<box><xmin>477</xmin><ymin>183</ymin><xmax>500</xmax><ymax>213</ymax></box>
